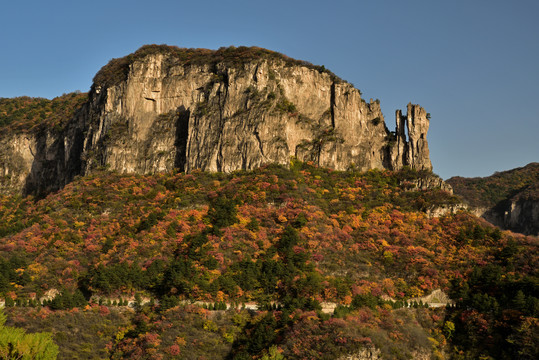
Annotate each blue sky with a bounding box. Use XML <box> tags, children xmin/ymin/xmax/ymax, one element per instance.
<box><xmin>1</xmin><ymin>0</ymin><xmax>537</xmax><ymax>179</ymax></box>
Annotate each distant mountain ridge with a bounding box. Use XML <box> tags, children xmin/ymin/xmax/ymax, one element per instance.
<box><xmin>447</xmin><ymin>162</ymin><xmax>539</xmax><ymax>235</ymax></box>
<box><xmin>0</xmin><ymin>44</ymin><xmax>433</xmax><ymax>197</ymax></box>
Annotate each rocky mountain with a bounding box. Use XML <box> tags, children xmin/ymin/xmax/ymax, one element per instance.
<box><xmin>447</xmin><ymin>162</ymin><xmax>539</xmax><ymax>235</ymax></box>
<box><xmin>2</xmin><ymin>44</ymin><xmax>538</xmax><ymax>360</ymax></box>
<box><xmin>0</xmin><ymin>45</ymin><xmax>433</xmax><ymax>197</ymax></box>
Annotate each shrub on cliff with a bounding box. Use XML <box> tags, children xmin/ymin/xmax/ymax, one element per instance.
<box><xmin>92</xmin><ymin>44</ymin><xmax>343</xmax><ymax>88</ymax></box>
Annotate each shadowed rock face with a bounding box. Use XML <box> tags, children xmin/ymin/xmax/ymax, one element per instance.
<box><xmin>447</xmin><ymin>163</ymin><xmax>539</xmax><ymax>236</ymax></box>
<box><xmin>503</xmin><ymin>197</ymin><xmax>539</xmax><ymax>235</ymax></box>
<box><xmin>0</xmin><ymin>46</ymin><xmax>433</xmax><ymax>196</ymax></box>
<box><xmin>475</xmin><ymin>187</ymin><xmax>539</xmax><ymax>236</ymax></box>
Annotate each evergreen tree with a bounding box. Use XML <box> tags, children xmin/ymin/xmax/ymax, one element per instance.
<box><xmin>513</xmin><ymin>290</ymin><xmax>527</xmax><ymax>312</ymax></box>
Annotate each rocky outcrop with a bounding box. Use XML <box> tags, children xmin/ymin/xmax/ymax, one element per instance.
<box><xmin>426</xmin><ymin>203</ymin><xmax>467</xmax><ymax>218</ymax></box>
<box><xmin>338</xmin><ymin>348</ymin><xmax>382</xmax><ymax>360</ymax></box>
<box><xmin>0</xmin><ymin>133</ymin><xmax>36</xmax><ymax>194</ymax></box>
<box><xmin>447</xmin><ymin>163</ymin><xmax>539</xmax><ymax>236</ymax></box>
<box><xmin>338</xmin><ymin>348</ymin><xmax>433</xmax><ymax>360</ymax></box>
<box><xmin>406</xmin><ymin>289</ymin><xmax>454</xmax><ymax>308</ymax></box>
<box><xmin>401</xmin><ymin>174</ymin><xmax>452</xmax><ymax>193</ymax></box>
<box><xmin>391</xmin><ymin>104</ymin><xmax>432</xmax><ymax>171</ymax></box>
<box><xmin>0</xmin><ymin>109</ymin><xmax>87</xmax><ymax>197</ymax></box>
<box><xmin>0</xmin><ymin>45</ymin><xmax>435</xmax><ymax>196</ymax></box>
<box><xmin>501</xmin><ymin>191</ymin><xmax>539</xmax><ymax>235</ymax></box>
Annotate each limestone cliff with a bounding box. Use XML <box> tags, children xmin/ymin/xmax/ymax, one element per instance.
<box><xmin>485</xmin><ymin>183</ymin><xmax>539</xmax><ymax>236</ymax></box>
<box><xmin>391</xmin><ymin>104</ymin><xmax>432</xmax><ymax>171</ymax></box>
<box><xmin>447</xmin><ymin>163</ymin><xmax>539</xmax><ymax>236</ymax></box>
<box><xmin>0</xmin><ymin>113</ymin><xmax>86</xmax><ymax>197</ymax></box>
<box><xmin>502</xmin><ymin>192</ymin><xmax>539</xmax><ymax>235</ymax></box>
<box><xmin>0</xmin><ymin>45</ymin><xmax>434</xmax><ymax>196</ymax></box>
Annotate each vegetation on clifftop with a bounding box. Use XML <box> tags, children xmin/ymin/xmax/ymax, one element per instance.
<box><xmin>0</xmin><ymin>92</ymin><xmax>87</xmax><ymax>133</ymax></box>
<box><xmin>93</xmin><ymin>44</ymin><xmax>343</xmax><ymax>88</ymax></box>
<box><xmin>447</xmin><ymin>162</ymin><xmax>539</xmax><ymax>208</ymax></box>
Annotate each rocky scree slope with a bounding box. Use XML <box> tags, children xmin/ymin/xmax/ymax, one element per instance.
<box><xmin>0</xmin><ymin>45</ymin><xmax>434</xmax><ymax>197</ymax></box>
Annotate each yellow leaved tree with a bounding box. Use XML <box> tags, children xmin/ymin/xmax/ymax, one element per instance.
<box><xmin>0</xmin><ymin>309</ymin><xmax>59</xmax><ymax>360</ymax></box>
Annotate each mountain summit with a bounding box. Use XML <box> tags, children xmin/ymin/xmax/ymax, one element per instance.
<box><xmin>1</xmin><ymin>45</ymin><xmax>432</xmax><ymax>196</ymax></box>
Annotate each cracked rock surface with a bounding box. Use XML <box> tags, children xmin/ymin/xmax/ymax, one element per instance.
<box><xmin>0</xmin><ymin>46</ymin><xmax>433</xmax><ymax>196</ymax></box>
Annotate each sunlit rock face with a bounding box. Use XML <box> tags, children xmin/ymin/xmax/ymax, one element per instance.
<box><xmin>0</xmin><ymin>46</ymin><xmax>434</xmax><ymax>196</ymax></box>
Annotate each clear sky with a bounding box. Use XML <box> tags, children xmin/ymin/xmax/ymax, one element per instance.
<box><xmin>1</xmin><ymin>0</ymin><xmax>537</xmax><ymax>179</ymax></box>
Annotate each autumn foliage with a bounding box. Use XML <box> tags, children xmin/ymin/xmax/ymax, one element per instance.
<box><xmin>93</xmin><ymin>44</ymin><xmax>341</xmax><ymax>88</ymax></box>
<box><xmin>0</xmin><ymin>162</ymin><xmax>537</xmax><ymax>358</ymax></box>
<box><xmin>0</xmin><ymin>92</ymin><xmax>87</xmax><ymax>132</ymax></box>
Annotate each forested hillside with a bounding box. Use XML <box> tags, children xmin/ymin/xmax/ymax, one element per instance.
<box><xmin>448</xmin><ymin>163</ymin><xmax>539</xmax><ymax>235</ymax></box>
<box><xmin>0</xmin><ymin>92</ymin><xmax>87</xmax><ymax>132</ymax></box>
<box><xmin>0</xmin><ymin>162</ymin><xmax>537</xmax><ymax>359</ymax></box>
<box><xmin>0</xmin><ymin>45</ymin><xmax>537</xmax><ymax>359</ymax></box>
<box><xmin>447</xmin><ymin>163</ymin><xmax>539</xmax><ymax>209</ymax></box>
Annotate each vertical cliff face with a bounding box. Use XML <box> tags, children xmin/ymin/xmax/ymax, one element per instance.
<box><xmin>0</xmin><ymin>123</ymin><xmax>82</xmax><ymax>197</ymax></box>
<box><xmin>81</xmin><ymin>53</ymin><xmax>389</xmax><ymax>175</ymax></box>
<box><xmin>0</xmin><ymin>133</ymin><xmax>36</xmax><ymax>194</ymax></box>
<box><xmin>0</xmin><ymin>45</ymin><xmax>435</xmax><ymax>196</ymax></box>
<box><xmin>391</xmin><ymin>103</ymin><xmax>432</xmax><ymax>171</ymax></box>
<box><xmin>78</xmin><ymin>47</ymin><xmax>433</xmax><ymax>176</ymax></box>
<box><xmin>0</xmin><ymin>108</ymin><xmax>89</xmax><ymax>197</ymax></box>
<box><xmin>489</xmin><ymin>183</ymin><xmax>539</xmax><ymax>236</ymax></box>
<box><xmin>447</xmin><ymin>163</ymin><xmax>539</xmax><ymax>236</ymax></box>
<box><xmin>469</xmin><ymin>195</ymin><xmax>539</xmax><ymax>236</ymax></box>
<box><xmin>503</xmin><ymin>195</ymin><xmax>539</xmax><ymax>235</ymax></box>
